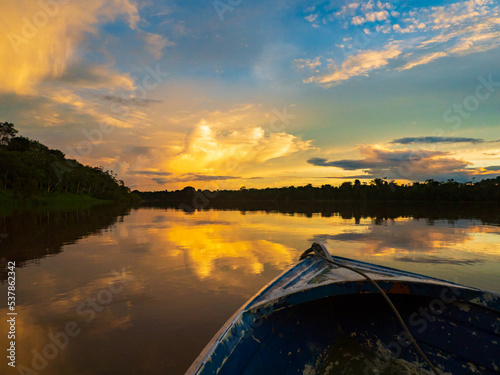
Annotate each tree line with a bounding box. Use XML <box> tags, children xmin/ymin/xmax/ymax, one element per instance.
<box><xmin>138</xmin><ymin>177</ymin><xmax>500</xmax><ymax>205</ymax></box>
<box><xmin>0</xmin><ymin>122</ymin><xmax>139</xmax><ymax>202</ymax></box>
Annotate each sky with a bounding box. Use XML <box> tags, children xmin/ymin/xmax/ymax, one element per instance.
<box><xmin>1</xmin><ymin>0</ymin><xmax>499</xmax><ymax>190</ymax></box>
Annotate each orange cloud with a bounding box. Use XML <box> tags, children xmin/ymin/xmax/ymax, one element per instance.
<box><xmin>0</xmin><ymin>0</ymin><xmax>139</xmax><ymax>94</ymax></box>
<box><xmin>169</xmin><ymin>120</ymin><xmax>312</xmax><ymax>176</ymax></box>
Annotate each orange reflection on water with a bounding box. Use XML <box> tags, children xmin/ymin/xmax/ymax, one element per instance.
<box><xmin>126</xmin><ymin>209</ymin><xmax>500</xmax><ymax>279</ymax></box>
<box><xmin>168</xmin><ymin>222</ymin><xmax>295</xmax><ymax>278</ymax></box>
<box><xmin>1</xmin><ymin>206</ymin><xmax>499</xmax><ymax>375</ymax></box>
<box><xmin>138</xmin><ymin>210</ymin><xmax>297</xmax><ymax>279</ymax></box>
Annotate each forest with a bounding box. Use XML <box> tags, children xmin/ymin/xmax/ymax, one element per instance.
<box><xmin>138</xmin><ymin>177</ymin><xmax>500</xmax><ymax>205</ymax></box>
<box><xmin>3</xmin><ymin>120</ymin><xmax>497</xmax><ymax>206</ymax></box>
<box><xmin>0</xmin><ymin>122</ymin><xmax>139</xmax><ymax>203</ymax></box>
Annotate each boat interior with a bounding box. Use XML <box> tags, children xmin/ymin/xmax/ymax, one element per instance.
<box><xmin>216</xmin><ymin>292</ymin><xmax>500</xmax><ymax>375</ymax></box>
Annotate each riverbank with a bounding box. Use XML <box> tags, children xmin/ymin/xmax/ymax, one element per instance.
<box><xmin>0</xmin><ymin>191</ymin><xmax>114</xmax><ymax>215</ymax></box>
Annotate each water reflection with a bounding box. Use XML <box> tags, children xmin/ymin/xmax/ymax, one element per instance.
<box><xmin>147</xmin><ymin>200</ymin><xmax>500</xmax><ymax>225</ymax></box>
<box><xmin>167</xmin><ymin>221</ymin><xmax>295</xmax><ymax>279</ymax></box>
<box><xmin>310</xmin><ymin>219</ymin><xmax>499</xmax><ymax>257</ymax></box>
<box><xmin>0</xmin><ymin>204</ymin><xmax>498</xmax><ymax>375</ymax></box>
<box><xmin>0</xmin><ymin>204</ymin><xmax>133</xmax><ymax>281</ymax></box>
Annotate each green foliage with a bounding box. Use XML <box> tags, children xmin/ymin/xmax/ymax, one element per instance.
<box><xmin>0</xmin><ymin>122</ymin><xmax>139</xmax><ymax>204</ymax></box>
<box><xmin>0</xmin><ymin>122</ymin><xmax>18</xmax><ymax>145</ymax></box>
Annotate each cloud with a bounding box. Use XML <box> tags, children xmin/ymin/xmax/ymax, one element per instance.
<box><xmin>306</xmin><ymin>48</ymin><xmax>402</xmax><ymax>85</ymax></box>
<box><xmin>304</xmin><ymin>14</ymin><xmax>318</xmax><ymax>23</ymax></box>
<box><xmin>151</xmin><ymin>174</ymin><xmax>264</xmax><ymax>186</ymax></box>
<box><xmin>336</xmin><ymin>0</ymin><xmax>393</xmax><ymax>25</ymax></box>
<box><xmin>127</xmin><ymin>146</ymin><xmax>153</xmax><ymax>156</ymax></box>
<box><xmin>351</xmin><ymin>16</ymin><xmax>366</xmax><ymax>25</ymax></box>
<box><xmin>352</xmin><ymin>10</ymin><xmax>389</xmax><ymax>25</ymax></box>
<box><xmin>180</xmin><ymin>174</ymin><xmax>239</xmax><ymax>182</ymax></box>
<box><xmin>307</xmin><ymin>145</ymin><xmax>500</xmax><ymax>182</ymax></box>
<box><xmin>397</xmin><ymin>0</ymin><xmax>500</xmax><ymax>69</ymax></box>
<box><xmin>1</xmin><ymin>0</ymin><xmax>140</xmax><ymax>95</ymax></box>
<box><xmin>169</xmin><ymin>120</ymin><xmax>313</xmax><ymax>175</ymax></box>
<box><xmin>72</xmin><ymin>103</ymin><xmax>313</xmax><ymax>191</ymax></box>
<box><xmin>142</xmin><ymin>32</ymin><xmax>175</xmax><ymax>59</ymax></box>
<box><xmin>304</xmin><ymin>0</ymin><xmax>500</xmax><ymax>83</ymax></box>
<box><xmin>46</xmin><ymin>89</ymin><xmax>150</xmax><ymax>129</ymax></box>
<box><xmin>161</xmin><ymin>174</ymin><xmax>241</xmax><ymax>183</ymax></box>
<box><xmin>97</xmin><ymin>94</ymin><xmax>163</xmax><ymax>107</ymax></box>
<box><xmin>131</xmin><ymin>170</ymin><xmax>173</xmax><ymax>176</ymax></box>
<box><xmin>398</xmin><ymin>51</ymin><xmax>448</xmax><ymax>71</ymax></box>
<box><xmin>484</xmin><ymin>166</ymin><xmax>500</xmax><ymax>171</ymax></box>
<box><xmin>153</xmin><ymin>178</ymin><xmax>169</xmax><ymax>184</ymax></box>
<box><xmin>308</xmin><ymin>157</ymin><xmax>380</xmax><ymax>170</ymax></box>
<box><xmin>324</xmin><ymin>174</ymin><xmax>375</xmax><ymax>179</ymax></box>
<box><xmin>391</xmin><ymin>137</ymin><xmax>486</xmax><ymax>144</ymax></box>
<box><xmin>54</xmin><ymin>63</ymin><xmax>136</xmax><ymax>91</ymax></box>
<box><xmin>294</xmin><ymin>57</ymin><xmax>321</xmax><ymax>71</ymax></box>
<box><xmin>152</xmin><ymin>174</ymin><xmax>241</xmax><ymax>185</ymax></box>
<box><xmin>426</xmin><ymin>0</ymin><xmax>493</xmax><ymax>30</ymax></box>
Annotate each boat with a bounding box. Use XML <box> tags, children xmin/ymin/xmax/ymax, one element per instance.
<box><xmin>186</xmin><ymin>243</ymin><xmax>500</xmax><ymax>375</ymax></box>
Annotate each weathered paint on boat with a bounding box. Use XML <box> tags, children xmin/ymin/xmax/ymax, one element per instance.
<box><xmin>186</xmin><ymin>244</ymin><xmax>500</xmax><ymax>375</ymax></box>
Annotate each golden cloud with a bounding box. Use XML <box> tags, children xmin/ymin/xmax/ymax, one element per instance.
<box><xmin>0</xmin><ymin>0</ymin><xmax>139</xmax><ymax>94</ymax></box>
<box><xmin>169</xmin><ymin>120</ymin><xmax>313</xmax><ymax>175</ymax></box>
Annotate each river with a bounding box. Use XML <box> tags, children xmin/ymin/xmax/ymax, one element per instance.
<box><xmin>1</xmin><ymin>202</ymin><xmax>499</xmax><ymax>374</ymax></box>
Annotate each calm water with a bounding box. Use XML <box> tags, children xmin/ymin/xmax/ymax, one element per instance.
<box><xmin>1</xmin><ymin>203</ymin><xmax>499</xmax><ymax>374</ymax></box>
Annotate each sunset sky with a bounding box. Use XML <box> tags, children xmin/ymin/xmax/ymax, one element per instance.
<box><xmin>1</xmin><ymin>0</ymin><xmax>499</xmax><ymax>190</ymax></box>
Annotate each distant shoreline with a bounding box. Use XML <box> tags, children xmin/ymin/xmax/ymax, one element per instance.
<box><xmin>139</xmin><ymin>198</ymin><xmax>500</xmax><ymax>207</ymax></box>
<box><xmin>136</xmin><ymin>178</ymin><xmax>500</xmax><ymax>204</ymax></box>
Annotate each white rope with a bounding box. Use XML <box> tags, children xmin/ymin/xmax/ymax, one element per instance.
<box><xmin>303</xmin><ymin>243</ymin><xmax>441</xmax><ymax>375</ymax></box>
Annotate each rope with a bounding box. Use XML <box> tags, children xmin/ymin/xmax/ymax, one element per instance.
<box><xmin>302</xmin><ymin>243</ymin><xmax>441</xmax><ymax>375</ymax></box>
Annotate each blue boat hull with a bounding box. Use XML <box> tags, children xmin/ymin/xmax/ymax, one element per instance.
<box><xmin>187</xmin><ymin>250</ymin><xmax>500</xmax><ymax>375</ymax></box>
